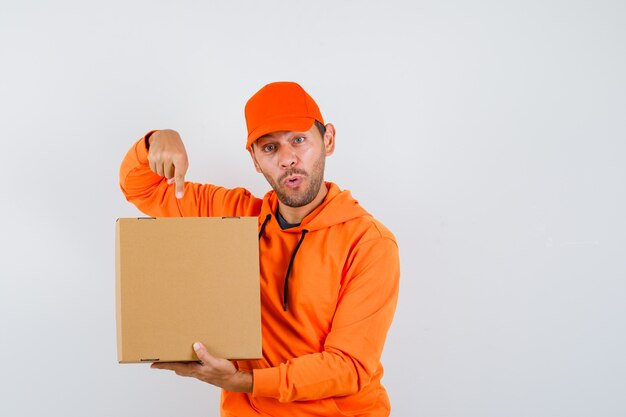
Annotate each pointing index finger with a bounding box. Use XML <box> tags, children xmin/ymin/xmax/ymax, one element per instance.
<box><xmin>175</xmin><ymin>176</ymin><xmax>184</xmax><ymax>199</ymax></box>
<box><xmin>173</xmin><ymin>156</ymin><xmax>188</xmax><ymax>199</ymax></box>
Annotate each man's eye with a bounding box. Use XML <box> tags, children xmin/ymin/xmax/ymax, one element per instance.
<box><xmin>294</xmin><ymin>136</ymin><xmax>305</xmax><ymax>144</ymax></box>
<box><xmin>263</xmin><ymin>144</ymin><xmax>276</xmax><ymax>152</ymax></box>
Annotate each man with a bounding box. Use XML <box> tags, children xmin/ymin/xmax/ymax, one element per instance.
<box><xmin>119</xmin><ymin>81</ymin><xmax>400</xmax><ymax>416</ymax></box>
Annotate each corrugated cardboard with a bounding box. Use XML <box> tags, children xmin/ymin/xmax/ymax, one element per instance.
<box><xmin>115</xmin><ymin>217</ymin><xmax>262</xmax><ymax>363</ymax></box>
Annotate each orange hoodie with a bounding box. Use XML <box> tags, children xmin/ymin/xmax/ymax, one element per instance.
<box><xmin>119</xmin><ymin>135</ymin><xmax>400</xmax><ymax>417</ymax></box>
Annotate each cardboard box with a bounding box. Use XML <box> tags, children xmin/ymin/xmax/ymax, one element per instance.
<box><xmin>115</xmin><ymin>217</ymin><xmax>262</xmax><ymax>363</ymax></box>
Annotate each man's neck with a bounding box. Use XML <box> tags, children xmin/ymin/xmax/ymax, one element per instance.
<box><xmin>278</xmin><ymin>183</ymin><xmax>329</xmax><ymax>225</ymax></box>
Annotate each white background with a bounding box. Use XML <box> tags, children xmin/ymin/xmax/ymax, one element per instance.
<box><xmin>1</xmin><ymin>1</ymin><xmax>625</xmax><ymax>416</ymax></box>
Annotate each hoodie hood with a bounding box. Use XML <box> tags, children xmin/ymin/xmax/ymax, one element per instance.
<box><xmin>259</xmin><ymin>182</ymin><xmax>369</xmax><ymax>232</ymax></box>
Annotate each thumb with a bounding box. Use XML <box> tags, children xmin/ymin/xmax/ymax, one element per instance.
<box><xmin>193</xmin><ymin>342</ymin><xmax>212</xmax><ymax>363</ymax></box>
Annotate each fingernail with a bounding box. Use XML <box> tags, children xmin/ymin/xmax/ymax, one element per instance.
<box><xmin>167</xmin><ymin>178</ymin><xmax>175</xmax><ymax>184</ymax></box>
<box><xmin>193</xmin><ymin>342</ymin><xmax>201</xmax><ymax>351</ymax></box>
<box><xmin>176</xmin><ymin>191</ymin><xmax>183</xmax><ymax>199</ymax></box>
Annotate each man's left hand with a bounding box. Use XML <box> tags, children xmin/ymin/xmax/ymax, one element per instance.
<box><xmin>151</xmin><ymin>342</ymin><xmax>253</xmax><ymax>393</ymax></box>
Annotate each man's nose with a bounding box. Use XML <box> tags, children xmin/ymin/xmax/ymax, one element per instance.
<box><xmin>278</xmin><ymin>147</ymin><xmax>297</xmax><ymax>168</ymax></box>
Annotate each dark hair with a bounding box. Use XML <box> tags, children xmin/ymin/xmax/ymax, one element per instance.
<box><xmin>314</xmin><ymin>120</ymin><xmax>326</xmax><ymax>137</ymax></box>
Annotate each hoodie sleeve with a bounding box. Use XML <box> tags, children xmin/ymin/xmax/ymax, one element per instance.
<box><xmin>252</xmin><ymin>234</ymin><xmax>400</xmax><ymax>402</ymax></box>
<box><xmin>119</xmin><ymin>132</ymin><xmax>262</xmax><ymax>217</ymax></box>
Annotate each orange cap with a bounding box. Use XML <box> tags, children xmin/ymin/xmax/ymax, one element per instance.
<box><xmin>244</xmin><ymin>82</ymin><xmax>324</xmax><ymax>150</ymax></box>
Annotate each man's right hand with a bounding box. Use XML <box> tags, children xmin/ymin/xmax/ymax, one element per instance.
<box><xmin>147</xmin><ymin>129</ymin><xmax>189</xmax><ymax>199</ymax></box>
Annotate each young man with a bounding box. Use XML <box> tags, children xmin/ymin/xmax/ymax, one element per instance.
<box><xmin>119</xmin><ymin>81</ymin><xmax>400</xmax><ymax>417</ymax></box>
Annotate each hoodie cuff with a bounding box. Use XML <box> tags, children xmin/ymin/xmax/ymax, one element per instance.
<box><xmin>252</xmin><ymin>367</ymin><xmax>280</xmax><ymax>398</ymax></box>
<box><xmin>144</xmin><ymin>130</ymin><xmax>158</xmax><ymax>151</ymax></box>
<box><xmin>132</xmin><ymin>130</ymin><xmax>157</xmax><ymax>163</ymax></box>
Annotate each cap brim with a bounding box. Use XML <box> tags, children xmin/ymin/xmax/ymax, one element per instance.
<box><xmin>246</xmin><ymin>117</ymin><xmax>316</xmax><ymax>150</ymax></box>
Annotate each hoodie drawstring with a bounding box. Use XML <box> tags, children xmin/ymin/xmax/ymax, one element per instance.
<box><xmin>258</xmin><ymin>213</ymin><xmax>309</xmax><ymax>312</ymax></box>
<box><xmin>283</xmin><ymin>229</ymin><xmax>308</xmax><ymax>311</ymax></box>
<box><xmin>258</xmin><ymin>214</ymin><xmax>272</xmax><ymax>240</ymax></box>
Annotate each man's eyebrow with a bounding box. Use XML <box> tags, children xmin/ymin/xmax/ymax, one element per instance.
<box><xmin>256</xmin><ymin>131</ymin><xmax>306</xmax><ymax>143</ymax></box>
<box><xmin>255</xmin><ymin>136</ymin><xmax>275</xmax><ymax>147</ymax></box>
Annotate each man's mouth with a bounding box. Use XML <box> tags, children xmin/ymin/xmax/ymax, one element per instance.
<box><xmin>283</xmin><ymin>175</ymin><xmax>304</xmax><ymax>188</ymax></box>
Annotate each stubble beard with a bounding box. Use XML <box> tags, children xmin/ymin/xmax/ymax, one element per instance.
<box><xmin>263</xmin><ymin>153</ymin><xmax>326</xmax><ymax>208</ymax></box>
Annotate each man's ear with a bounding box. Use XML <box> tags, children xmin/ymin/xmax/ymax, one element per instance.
<box><xmin>323</xmin><ymin>123</ymin><xmax>336</xmax><ymax>156</ymax></box>
<box><xmin>248</xmin><ymin>146</ymin><xmax>262</xmax><ymax>173</ymax></box>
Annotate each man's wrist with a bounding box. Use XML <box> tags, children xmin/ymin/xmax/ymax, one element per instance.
<box><xmin>230</xmin><ymin>370</ymin><xmax>253</xmax><ymax>393</ymax></box>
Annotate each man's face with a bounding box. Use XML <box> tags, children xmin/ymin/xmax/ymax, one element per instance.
<box><xmin>250</xmin><ymin>123</ymin><xmax>335</xmax><ymax>208</ymax></box>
